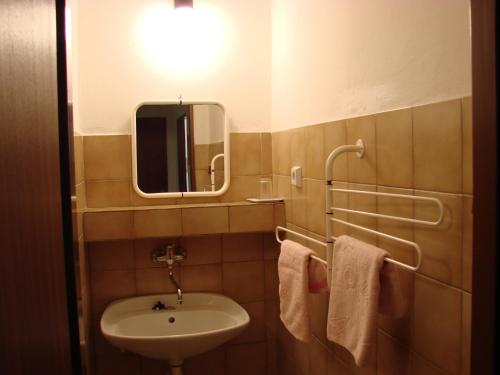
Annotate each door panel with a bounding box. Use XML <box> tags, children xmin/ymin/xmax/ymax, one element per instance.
<box><xmin>0</xmin><ymin>0</ymin><xmax>76</xmax><ymax>373</ymax></box>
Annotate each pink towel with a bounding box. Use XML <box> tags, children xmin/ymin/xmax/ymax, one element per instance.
<box><xmin>327</xmin><ymin>235</ymin><xmax>406</xmax><ymax>367</ymax></box>
<box><xmin>278</xmin><ymin>240</ymin><xmax>327</xmax><ymax>342</ymax></box>
<box><xmin>308</xmin><ymin>259</ymin><xmax>329</xmax><ymax>293</ymax></box>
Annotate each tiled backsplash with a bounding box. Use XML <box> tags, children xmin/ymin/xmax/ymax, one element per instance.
<box><xmin>272</xmin><ymin>97</ymin><xmax>472</xmax><ymax>375</ymax></box>
<box><xmin>75</xmin><ymin>96</ymin><xmax>473</xmax><ymax>375</ymax></box>
<box><xmin>80</xmin><ymin>132</ymin><xmax>272</xmax><ymax>208</ymax></box>
<box><xmin>89</xmin><ymin>233</ymin><xmax>280</xmax><ymax>375</ymax></box>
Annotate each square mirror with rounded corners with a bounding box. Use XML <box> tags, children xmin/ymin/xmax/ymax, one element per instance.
<box><xmin>132</xmin><ymin>101</ymin><xmax>230</xmax><ymax>198</ymax></box>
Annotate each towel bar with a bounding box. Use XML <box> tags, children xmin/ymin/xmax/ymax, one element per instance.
<box><xmin>274</xmin><ymin>138</ymin><xmax>445</xmax><ymax>283</ymax></box>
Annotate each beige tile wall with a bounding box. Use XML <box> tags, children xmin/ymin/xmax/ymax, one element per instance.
<box><xmin>80</xmin><ymin>129</ymin><xmax>278</xmax><ymax>374</ymax></box>
<box><xmin>88</xmin><ymin>233</ymin><xmax>280</xmax><ymax>375</ymax></box>
<box><xmin>73</xmin><ymin>134</ymin><xmax>92</xmax><ymax>374</ymax></box>
<box><xmin>272</xmin><ymin>97</ymin><xmax>473</xmax><ymax>375</ymax></box>
<box><xmin>82</xmin><ymin>132</ymin><xmax>271</xmax><ymax>208</ymax></box>
<box><xmin>194</xmin><ymin>141</ymin><xmax>224</xmax><ymax>191</ymax></box>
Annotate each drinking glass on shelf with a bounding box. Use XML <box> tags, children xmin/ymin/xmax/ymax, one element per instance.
<box><xmin>259</xmin><ymin>178</ymin><xmax>272</xmax><ymax>199</ymax></box>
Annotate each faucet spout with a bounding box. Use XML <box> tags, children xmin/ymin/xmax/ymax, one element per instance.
<box><xmin>168</xmin><ymin>269</ymin><xmax>183</xmax><ymax>304</ymax></box>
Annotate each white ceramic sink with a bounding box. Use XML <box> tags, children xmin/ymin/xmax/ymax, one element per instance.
<box><xmin>101</xmin><ymin>293</ymin><xmax>250</xmax><ymax>365</ymax></box>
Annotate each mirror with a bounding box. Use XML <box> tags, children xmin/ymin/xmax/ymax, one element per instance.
<box><xmin>132</xmin><ymin>102</ymin><xmax>229</xmax><ymax>197</ymax></box>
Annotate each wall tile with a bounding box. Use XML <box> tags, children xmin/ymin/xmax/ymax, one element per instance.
<box><xmin>275</xmin><ymin>131</ymin><xmax>291</xmax><ymax>176</ymax></box>
<box><xmin>346</xmin><ymin>183</ymin><xmax>378</xmax><ymax>245</ymax></box>
<box><xmin>223</xmin><ymin>261</ymin><xmax>265</xmax><ymax>303</ymax></box>
<box><xmin>324</xmin><ymin>120</ymin><xmax>348</xmax><ymax>181</ymax></box>
<box><xmin>376</xmin><ymin>108</ymin><xmax>413</xmax><ymax>189</ymax></box>
<box><xmin>74</xmin><ymin>135</ymin><xmax>85</xmax><ymax>185</ymax></box>
<box><xmin>95</xmin><ymin>354</ymin><xmax>141</xmax><ymax>375</ymax></box>
<box><xmin>267</xmin><ymin>339</ymin><xmax>278</xmax><ymax>375</ymax></box>
<box><xmin>331</xmin><ymin>182</ymin><xmax>349</xmax><ymax>237</ymax></box>
<box><xmin>231</xmin><ymin>133</ymin><xmax>262</xmax><ymax>176</ymax></box>
<box><xmin>462</xmin><ymin>292</ymin><xmax>471</xmax><ymax>375</ymax></box>
<box><xmin>130</xmin><ymin>186</ymin><xmax>177</xmax><ymax>206</ymax></box>
<box><xmin>309</xmin><ymin>291</ymin><xmax>329</xmax><ymax>345</ymax></box>
<box><xmin>261</xmin><ymin>132</ymin><xmax>273</xmax><ymax>175</ymax></box>
<box><xmin>279</xmin><ymin>324</ymin><xmax>310</xmax><ymax>375</ymax></box>
<box><xmin>76</xmin><ymin>182</ymin><xmax>87</xmax><ymax>210</ymax></box>
<box><xmin>290</xmin><ymin>128</ymin><xmax>307</xmax><ymax>175</ymax></box>
<box><xmin>226</xmin><ymin>342</ymin><xmax>267</xmax><ymax>375</ymax></box>
<box><xmin>134</xmin><ymin>238</ymin><xmax>177</xmax><ymax>269</ymax></box>
<box><xmin>182</xmin><ymin>206</ymin><xmax>229</xmax><ymax>235</ymax></box>
<box><xmin>411</xmin><ymin>353</ymin><xmax>448</xmax><ymax>375</ymax></box>
<box><xmin>194</xmin><ymin>144</ymin><xmax>210</xmax><ymax>178</ymax></box>
<box><xmin>84</xmin><ymin>211</ymin><xmax>133</xmax><ymax>241</ymax></box>
<box><xmin>276</xmin><ymin>175</ymin><xmax>292</xmax><ymax>222</ymax></box>
<box><xmin>180</xmin><ymin>234</ymin><xmax>222</xmax><ymax>265</ymax></box>
<box><xmin>140</xmin><ymin>358</ymin><xmax>167</xmax><ymax>375</ymax></box>
<box><xmin>291</xmin><ymin>184</ymin><xmax>307</xmax><ymax>229</ymax></box>
<box><xmin>88</xmin><ymin>240</ymin><xmax>135</xmax><ymax>271</ymax></box>
<box><xmin>462</xmin><ymin>196</ymin><xmax>473</xmax><ymax>292</ymax></box>
<box><xmin>135</xmin><ymin>267</ymin><xmax>179</xmax><ymax>295</ymax></box>
<box><xmin>90</xmin><ymin>270</ymin><xmax>136</xmax><ymax>313</ymax></box>
<box><xmin>264</xmin><ymin>259</ymin><xmax>279</xmax><ymax>300</ymax></box>
<box><xmin>133</xmin><ymin>209</ymin><xmax>182</xmax><ymax>238</ymax></box>
<box><xmin>327</xmin><ymin>353</ymin><xmax>353</xmax><ymax>375</ymax></box>
<box><xmin>346</xmin><ymin>115</ymin><xmax>377</xmax><ymax>185</ymax></box>
<box><xmin>180</xmin><ymin>264</ymin><xmax>222</xmax><ymax>292</ymax></box>
<box><xmin>264</xmin><ymin>232</ymin><xmax>280</xmax><ymax>260</ymax></box>
<box><xmin>461</xmin><ymin>97</ymin><xmax>473</xmax><ymax>194</ymax></box>
<box><xmin>220</xmin><ymin>175</ymin><xmax>260</xmax><ymax>202</ymax></box>
<box><xmin>229</xmin><ymin>204</ymin><xmax>274</xmax><ymax>232</ymax></box>
<box><xmin>376</xmin><ymin>186</ymin><xmax>415</xmax><ymax>344</ymax></box>
<box><xmin>306</xmin><ymin>179</ymin><xmax>326</xmax><ymax>236</ymax></box>
<box><xmin>414</xmin><ymin>191</ymin><xmax>463</xmax><ymax>287</ymax></box>
<box><xmin>84</xmin><ymin>135</ymin><xmax>131</xmax><ymax>181</ymax></box>
<box><xmin>306</xmin><ymin>124</ymin><xmax>326</xmax><ymax>180</ymax></box>
<box><xmin>274</xmin><ymin>202</ymin><xmax>286</xmax><ymax>227</ymax></box>
<box><xmin>223</xmin><ymin>233</ymin><xmax>264</xmax><ymax>262</ymax></box>
<box><xmin>93</xmin><ymin>315</ymin><xmax>122</xmax><ymax>356</ymax></box>
<box><xmin>265</xmin><ymin>300</ymin><xmax>279</xmax><ymax>340</ymax></box>
<box><xmin>309</xmin><ymin>337</ymin><xmax>328</xmax><ymax>375</ymax></box>
<box><xmin>376</xmin><ymin>331</ymin><xmax>410</xmax><ymax>375</ymax></box>
<box><xmin>184</xmin><ymin>347</ymin><xmax>225</xmax><ymax>375</ymax></box>
<box><xmin>86</xmin><ymin>180</ymin><xmax>131</xmax><ymax>208</ymax></box>
<box><xmin>412</xmin><ymin>275</ymin><xmax>461</xmax><ymax>375</ymax></box>
<box><xmin>231</xmin><ymin>301</ymin><xmax>266</xmax><ymax>344</ymax></box>
<box><xmin>413</xmin><ymin>99</ymin><xmax>462</xmax><ymax>193</ymax></box>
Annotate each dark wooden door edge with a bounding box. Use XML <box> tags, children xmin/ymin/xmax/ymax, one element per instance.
<box><xmin>470</xmin><ymin>0</ymin><xmax>498</xmax><ymax>374</ymax></box>
<box><xmin>55</xmin><ymin>0</ymin><xmax>82</xmax><ymax>373</ymax></box>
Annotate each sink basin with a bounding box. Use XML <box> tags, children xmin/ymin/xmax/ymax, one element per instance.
<box><xmin>101</xmin><ymin>293</ymin><xmax>250</xmax><ymax>365</ymax></box>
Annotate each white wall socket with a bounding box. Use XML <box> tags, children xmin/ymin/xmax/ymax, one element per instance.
<box><xmin>291</xmin><ymin>166</ymin><xmax>302</xmax><ymax>187</ymax></box>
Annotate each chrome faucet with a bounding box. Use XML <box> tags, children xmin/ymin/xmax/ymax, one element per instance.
<box><xmin>152</xmin><ymin>244</ymin><xmax>186</xmax><ymax>304</ymax></box>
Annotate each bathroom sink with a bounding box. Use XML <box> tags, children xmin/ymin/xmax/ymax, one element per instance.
<box><xmin>101</xmin><ymin>293</ymin><xmax>250</xmax><ymax>365</ymax></box>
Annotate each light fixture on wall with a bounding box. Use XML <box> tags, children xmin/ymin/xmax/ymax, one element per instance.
<box><xmin>137</xmin><ymin>1</ymin><xmax>226</xmax><ymax>76</ymax></box>
<box><xmin>174</xmin><ymin>0</ymin><xmax>193</xmax><ymax>9</ymax></box>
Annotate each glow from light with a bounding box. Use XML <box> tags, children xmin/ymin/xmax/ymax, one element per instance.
<box><xmin>137</xmin><ymin>3</ymin><xmax>225</xmax><ymax>77</ymax></box>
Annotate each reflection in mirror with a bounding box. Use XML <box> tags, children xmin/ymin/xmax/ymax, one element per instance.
<box><xmin>134</xmin><ymin>103</ymin><xmax>227</xmax><ymax>195</ymax></box>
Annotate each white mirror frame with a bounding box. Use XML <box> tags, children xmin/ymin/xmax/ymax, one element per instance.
<box><xmin>131</xmin><ymin>101</ymin><xmax>230</xmax><ymax>198</ymax></box>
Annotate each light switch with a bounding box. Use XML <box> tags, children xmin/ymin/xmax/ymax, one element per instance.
<box><xmin>291</xmin><ymin>166</ymin><xmax>302</xmax><ymax>187</ymax></box>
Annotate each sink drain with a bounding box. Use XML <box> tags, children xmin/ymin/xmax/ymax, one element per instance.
<box><xmin>168</xmin><ymin>317</ymin><xmax>175</xmax><ymax>323</ymax></box>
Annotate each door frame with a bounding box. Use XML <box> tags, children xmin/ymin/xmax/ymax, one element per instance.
<box><xmin>470</xmin><ymin>1</ymin><xmax>498</xmax><ymax>373</ymax></box>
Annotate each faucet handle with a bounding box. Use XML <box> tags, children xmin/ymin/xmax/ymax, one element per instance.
<box><xmin>151</xmin><ymin>248</ymin><xmax>167</xmax><ymax>263</ymax></box>
<box><xmin>152</xmin><ymin>244</ymin><xmax>186</xmax><ymax>264</ymax></box>
<box><xmin>168</xmin><ymin>244</ymin><xmax>187</xmax><ymax>262</ymax></box>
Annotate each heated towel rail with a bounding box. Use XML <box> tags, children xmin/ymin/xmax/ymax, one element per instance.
<box><xmin>275</xmin><ymin>138</ymin><xmax>444</xmax><ymax>283</ymax></box>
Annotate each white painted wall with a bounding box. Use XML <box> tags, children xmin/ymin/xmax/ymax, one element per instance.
<box><xmin>271</xmin><ymin>0</ymin><xmax>471</xmax><ymax>131</ymax></box>
<box><xmin>193</xmin><ymin>105</ymin><xmax>224</xmax><ymax>144</ymax></box>
<box><xmin>75</xmin><ymin>0</ymin><xmax>271</xmax><ymax>134</ymax></box>
<box><xmin>74</xmin><ymin>0</ymin><xmax>471</xmax><ymax>134</ymax></box>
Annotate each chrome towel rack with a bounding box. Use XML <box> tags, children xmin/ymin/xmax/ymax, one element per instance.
<box><xmin>275</xmin><ymin>138</ymin><xmax>445</xmax><ymax>285</ymax></box>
